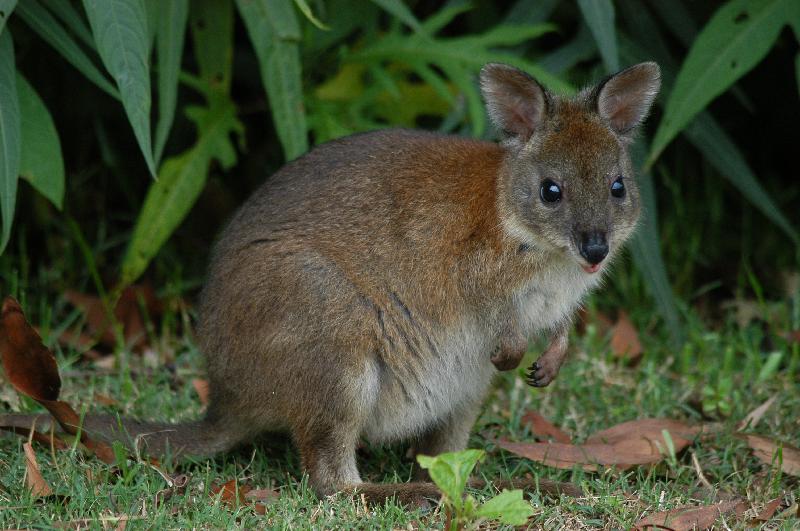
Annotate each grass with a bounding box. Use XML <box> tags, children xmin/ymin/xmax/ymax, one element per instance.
<box><xmin>1</xmin><ymin>263</ymin><xmax>798</xmax><ymax>529</ymax></box>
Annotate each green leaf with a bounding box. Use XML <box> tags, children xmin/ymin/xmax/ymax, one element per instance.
<box><xmin>83</xmin><ymin>0</ymin><xmax>155</xmax><ymax>176</ymax></box>
<box><xmin>16</xmin><ymin>0</ymin><xmax>119</xmax><ymax>99</ymax></box>
<box><xmin>421</xmin><ymin>3</ymin><xmax>471</xmax><ymax>35</ymax></box>
<box><xmin>120</xmin><ymin>98</ymin><xmax>243</xmax><ymax>286</ymax></box>
<box><xmin>504</xmin><ymin>0</ymin><xmax>559</xmax><ymax>25</ymax></box>
<box><xmin>416</xmin><ymin>449</ymin><xmax>484</xmax><ymax>509</ymax></box>
<box><xmin>0</xmin><ymin>29</ymin><xmax>18</xmax><ymax>255</ymax></box>
<box><xmin>369</xmin><ymin>0</ymin><xmax>423</xmax><ymax>33</ymax></box>
<box><xmin>46</xmin><ymin>0</ymin><xmax>95</xmax><ymax>47</ymax></box>
<box><xmin>648</xmin><ymin>0</ymin><xmax>799</xmax><ymax>165</ymax></box>
<box><xmin>236</xmin><ymin>0</ymin><xmax>309</xmax><ymax>161</ymax></box>
<box><xmin>153</xmin><ymin>0</ymin><xmax>188</xmax><ymax>164</ymax></box>
<box><xmin>0</xmin><ymin>0</ymin><xmax>17</xmax><ymax>35</ymax></box>
<box><xmin>629</xmin><ymin>143</ymin><xmax>683</xmax><ymax>342</ymax></box>
<box><xmin>17</xmin><ymin>75</ymin><xmax>64</xmax><ymax>210</ymax></box>
<box><xmin>190</xmin><ymin>0</ymin><xmax>233</xmax><ymax>96</ymax></box>
<box><xmin>292</xmin><ymin>0</ymin><xmax>328</xmax><ymax>30</ymax></box>
<box><xmin>577</xmin><ymin>0</ymin><xmax>619</xmax><ymax>73</ymax></box>
<box><xmin>475</xmin><ymin>489</ymin><xmax>534</xmax><ymax>526</ymax></box>
<box><xmin>540</xmin><ymin>23</ymin><xmax>595</xmax><ymax>75</ymax></box>
<box><xmin>682</xmin><ymin>112</ymin><xmax>798</xmax><ymax>243</ymax></box>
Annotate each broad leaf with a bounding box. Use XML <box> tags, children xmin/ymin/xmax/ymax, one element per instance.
<box><xmin>16</xmin><ymin>0</ymin><xmax>119</xmax><ymax>99</ymax></box>
<box><xmin>17</xmin><ymin>75</ymin><xmax>64</xmax><ymax>209</ymax></box>
<box><xmin>370</xmin><ymin>0</ymin><xmax>423</xmax><ymax>33</ymax></box>
<box><xmin>190</xmin><ymin>0</ymin><xmax>233</xmax><ymax>96</ymax></box>
<box><xmin>475</xmin><ymin>489</ymin><xmax>534</xmax><ymax>526</ymax></box>
<box><xmin>153</xmin><ymin>0</ymin><xmax>188</xmax><ymax>163</ymax></box>
<box><xmin>236</xmin><ymin>0</ymin><xmax>309</xmax><ymax>161</ymax></box>
<box><xmin>417</xmin><ymin>449</ymin><xmax>484</xmax><ymax>510</ymax></box>
<box><xmin>577</xmin><ymin>0</ymin><xmax>619</xmax><ymax>72</ymax></box>
<box><xmin>649</xmin><ymin>0</ymin><xmax>800</xmax><ymax>164</ymax></box>
<box><xmin>0</xmin><ymin>0</ymin><xmax>16</xmax><ymax>35</ymax></box>
<box><xmin>0</xmin><ymin>29</ymin><xmax>19</xmax><ymax>255</ymax></box>
<box><xmin>83</xmin><ymin>0</ymin><xmax>155</xmax><ymax>176</ymax></box>
<box><xmin>120</xmin><ymin>99</ymin><xmax>243</xmax><ymax>285</ymax></box>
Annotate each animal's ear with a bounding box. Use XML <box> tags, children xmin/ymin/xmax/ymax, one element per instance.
<box><xmin>480</xmin><ymin>63</ymin><xmax>548</xmax><ymax>140</ymax></box>
<box><xmin>595</xmin><ymin>62</ymin><xmax>661</xmax><ymax>135</ymax></box>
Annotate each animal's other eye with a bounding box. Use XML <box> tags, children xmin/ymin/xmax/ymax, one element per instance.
<box><xmin>610</xmin><ymin>176</ymin><xmax>626</xmax><ymax>198</ymax></box>
<box><xmin>539</xmin><ymin>179</ymin><xmax>562</xmax><ymax>203</ymax></box>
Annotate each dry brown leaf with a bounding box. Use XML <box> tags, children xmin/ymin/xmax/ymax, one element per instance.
<box><xmin>743</xmin><ymin>434</ymin><xmax>800</xmax><ymax>477</ymax></box>
<box><xmin>520</xmin><ymin>411</ymin><xmax>571</xmax><ymax>444</ymax></box>
<box><xmin>575</xmin><ymin>307</ymin><xmax>614</xmax><ymax>335</ymax></box>
<box><xmin>0</xmin><ymin>297</ymin><xmax>116</xmax><ymax>464</ymax></box>
<box><xmin>753</xmin><ymin>497</ymin><xmax>783</xmax><ymax>522</ymax></box>
<box><xmin>610</xmin><ymin>311</ymin><xmax>643</xmax><ymax>360</ymax></box>
<box><xmin>635</xmin><ymin>499</ymin><xmax>748</xmax><ymax>530</ymax></box>
<box><xmin>192</xmin><ymin>379</ymin><xmax>210</xmax><ymax>406</ymax></box>
<box><xmin>0</xmin><ymin>298</ymin><xmax>61</xmax><ymax>401</ymax></box>
<box><xmin>586</xmin><ymin>418</ymin><xmax>703</xmax><ymax>448</ymax></box>
<box><xmin>65</xmin><ymin>284</ymin><xmax>162</xmax><ymax>351</ymax></box>
<box><xmin>23</xmin><ymin>442</ymin><xmax>53</xmax><ymax>497</ymax></box>
<box><xmin>94</xmin><ymin>393</ymin><xmax>118</xmax><ymax>407</ymax></box>
<box><xmin>500</xmin><ymin>418</ymin><xmax>703</xmax><ymax>471</ymax></box>
<box><xmin>737</xmin><ymin>395</ymin><xmax>777</xmax><ymax>431</ymax></box>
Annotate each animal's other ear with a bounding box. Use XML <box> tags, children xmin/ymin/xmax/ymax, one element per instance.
<box><xmin>595</xmin><ymin>62</ymin><xmax>661</xmax><ymax>135</ymax></box>
<box><xmin>480</xmin><ymin>63</ymin><xmax>548</xmax><ymax>141</ymax></box>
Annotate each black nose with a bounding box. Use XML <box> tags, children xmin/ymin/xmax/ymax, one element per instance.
<box><xmin>579</xmin><ymin>232</ymin><xmax>608</xmax><ymax>265</ymax></box>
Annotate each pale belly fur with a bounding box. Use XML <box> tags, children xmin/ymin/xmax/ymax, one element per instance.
<box><xmin>361</xmin><ymin>259</ymin><xmax>600</xmax><ymax>444</ymax></box>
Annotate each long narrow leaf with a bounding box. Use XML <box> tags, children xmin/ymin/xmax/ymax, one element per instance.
<box><xmin>120</xmin><ymin>100</ymin><xmax>243</xmax><ymax>285</ymax></box>
<box><xmin>46</xmin><ymin>0</ymin><xmax>94</xmax><ymax>47</ymax></box>
<box><xmin>577</xmin><ymin>0</ymin><xmax>619</xmax><ymax>73</ymax></box>
<box><xmin>648</xmin><ymin>0</ymin><xmax>799</xmax><ymax>165</ymax></box>
<box><xmin>0</xmin><ymin>29</ymin><xmax>19</xmax><ymax>255</ymax></box>
<box><xmin>16</xmin><ymin>0</ymin><xmax>119</xmax><ymax>99</ymax></box>
<box><xmin>190</xmin><ymin>0</ymin><xmax>233</xmax><ymax>96</ymax></box>
<box><xmin>153</xmin><ymin>0</ymin><xmax>188</xmax><ymax>164</ymax></box>
<box><xmin>292</xmin><ymin>0</ymin><xmax>328</xmax><ymax>30</ymax></box>
<box><xmin>629</xmin><ymin>143</ymin><xmax>683</xmax><ymax>342</ymax></box>
<box><xmin>83</xmin><ymin>0</ymin><xmax>155</xmax><ymax>176</ymax></box>
<box><xmin>236</xmin><ymin>0</ymin><xmax>308</xmax><ymax>161</ymax></box>
<box><xmin>0</xmin><ymin>0</ymin><xmax>16</xmax><ymax>35</ymax></box>
<box><xmin>369</xmin><ymin>0</ymin><xmax>423</xmax><ymax>33</ymax></box>
<box><xmin>17</xmin><ymin>75</ymin><xmax>64</xmax><ymax>210</ymax></box>
<box><xmin>683</xmin><ymin>113</ymin><xmax>798</xmax><ymax>243</ymax></box>
<box><xmin>504</xmin><ymin>0</ymin><xmax>559</xmax><ymax>25</ymax></box>
<box><xmin>621</xmin><ymin>36</ymin><xmax>797</xmax><ymax>243</ymax></box>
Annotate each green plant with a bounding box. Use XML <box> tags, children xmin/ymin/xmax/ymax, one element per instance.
<box><xmin>416</xmin><ymin>449</ymin><xmax>533</xmax><ymax>530</ymax></box>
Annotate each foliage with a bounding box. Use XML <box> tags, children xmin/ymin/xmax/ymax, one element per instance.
<box><xmin>416</xmin><ymin>449</ymin><xmax>533</xmax><ymax>529</ymax></box>
<box><xmin>0</xmin><ymin>0</ymin><xmax>797</xmax><ymax>334</ymax></box>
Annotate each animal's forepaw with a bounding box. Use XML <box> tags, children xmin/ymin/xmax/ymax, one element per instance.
<box><xmin>525</xmin><ymin>359</ymin><xmax>556</xmax><ymax>387</ymax></box>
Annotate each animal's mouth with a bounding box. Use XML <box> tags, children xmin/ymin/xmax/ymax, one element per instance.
<box><xmin>582</xmin><ymin>263</ymin><xmax>602</xmax><ymax>274</ymax></box>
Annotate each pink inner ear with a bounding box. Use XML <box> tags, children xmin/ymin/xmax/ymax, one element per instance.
<box><xmin>598</xmin><ymin>63</ymin><xmax>660</xmax><ymax>134</ymax></box>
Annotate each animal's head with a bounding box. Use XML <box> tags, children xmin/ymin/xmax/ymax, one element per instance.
<box><xmin>481</xmin><ymin>62</ymin><xmax>660</xmax><ymax>274</ymax></box>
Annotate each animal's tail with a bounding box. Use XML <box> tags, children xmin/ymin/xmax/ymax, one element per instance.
<box><xmin>0</xmin><ymin>413</ymin><xmax>243</xmax><ymax>458</ymax></box>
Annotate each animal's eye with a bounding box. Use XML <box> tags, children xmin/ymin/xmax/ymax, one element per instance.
<box><xmin>539</xmin><ymin>179</ymin><xmax>562</xmax><ymax>203</ymax></box>
<box><xmin>610</xmin><ymin>176</ymin><xmax>626</xmax><ymax>198</ymax></box>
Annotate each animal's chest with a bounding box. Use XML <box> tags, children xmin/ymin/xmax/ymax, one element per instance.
<box><xmin>512</xmin><ymin>265</ymin><xmax>597</xmax><ymax>334</ymax></box>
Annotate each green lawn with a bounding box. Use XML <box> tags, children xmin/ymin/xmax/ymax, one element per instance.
<box><xmin>1</xmin><ymin>278</ymin><xmax>799</xmax><ymax>529</ymax></box>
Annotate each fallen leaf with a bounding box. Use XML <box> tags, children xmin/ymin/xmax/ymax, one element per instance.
<box><xmin>575</xmin><ymin>307</ymin><xmax>614</xmax><ymax>335</ymax></box>
<box><xmin>586</xmin><ymin>418</ymin><xmax>703</xmax><ymax>447</ymax></box>
<box><xmin>192</xmin><ymin>379</ymin><xmax>210</xmax><ymax>406</ymax></box>
<box><xmin>94</xmin><ymin>393</ymin><xmax>118</xmax><ymax>407</ymax></box>
<box><xmin>23</xmin><ymin>442</ymin><xmax>53</xmax><ymax>497</ymax></box>
<box><xmin>244</xmin><ymin>488</ymin><xmax>279</xmax><ymax>503</ymax></box>
<box><xmin>737</xmin><ymin>395</ymin><xmax>777</xmax><ymax>431</ymax></box>
<box><xmin>1</xmin><ymin>424</ymin><xmax>69</xmax><ymax>450</ymax></box>
<box><xmin>0</xmin><ymin>297</ymin><xmax>116</xmax><ymax>464</ymax></box>
<box><xmin>742</xmin><ymin>434</ymin><xmax>800</xmax><ymax>477</ymax></box>
<box><xmin>753</xmin><ymin>497</ymin><xmax>783</xmax><ymax>522</ymax></box>
<box><xmin>65</xmin><ymin>284</ymin><xmax>162</xmax><ymax>351</ymax></box>
<box><xmin>211</xmin><ymin>479</ymin><xmax>251</xmax><ymax>507</ymax></box>
<box><xmin>635</xmin><ymin>499</ymin><xmax>748</xmax><ymax>530</ymax></box>
<box><xmin>500</xmin><ymin>418</ymin><xmax>704</xmax><ymax>471</ymax></box>
<box><xmin>0</xmin><ymin>298</ymin><xmax>61</xmax><ymax>400</ymax></box>
<box><xmin>610</xmin><ymin>311</ymin><xmax>643</xmax><ymax>360</ymax></box>
<box><xmin>520</xmin><ymin>411</ymin><xmax>571</xmax><ymax>444</ymax></box>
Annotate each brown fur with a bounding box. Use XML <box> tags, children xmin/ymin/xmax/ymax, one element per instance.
<box><xmin>72</xmin><ymin>62</ymin><xmax>660</xmax><ymax>504</ymax></box>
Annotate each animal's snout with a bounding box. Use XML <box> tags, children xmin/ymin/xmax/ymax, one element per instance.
<box><xmin>579</xmin><ymin>232</ymin><xmax>608</xmax><ymax>265</ymax></box>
